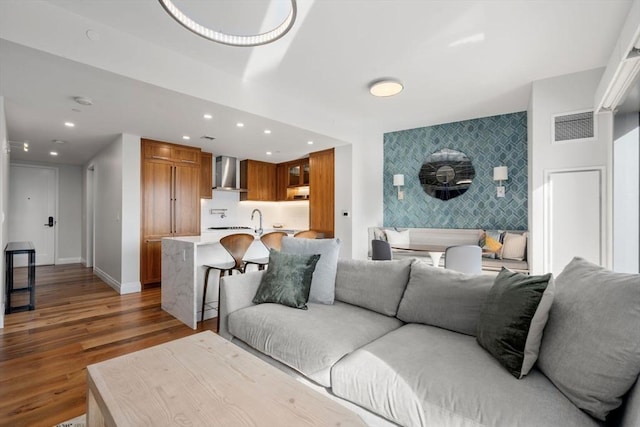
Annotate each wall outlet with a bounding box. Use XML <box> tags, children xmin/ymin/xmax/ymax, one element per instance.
<box><xmin>342</xmin><ymin>210</ymin><xmax>350</xmax><ymax>217</ymax></box>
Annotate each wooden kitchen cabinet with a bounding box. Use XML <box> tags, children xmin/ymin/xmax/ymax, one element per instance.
<box><xmin>141</xmin><ymin>139</ymin><xmax>201</xmax><ymax>287</ymax></box>
<box><xmin>240</xmin><ymin>159</ymin><xmax>276</xmax><ymax>201</ymax></box>
<box><xmin>276</xmin><ymin>163</ymin><xmax>288</xmax><ymax>201</ymax></box>
<box><xmin>287</xmin><ymin>159</ymin><xmax>310</xmax><ymax>187</ymax></box>
<box><xmin>200</xmin><ymin>152</ymin><xmax>213</xmax><ymax>199</ymax></box>
<box><xmin>309</xmin><ymin>148</ymin><xmax>334</xmax><ymax>238</ymax></box>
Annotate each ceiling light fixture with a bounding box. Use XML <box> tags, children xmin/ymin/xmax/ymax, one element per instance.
<box><xmin>307</xmin><ymin>140</ymin><xmax>314</xmax><ymax>145</ymax></box>
<box><xmin>236</xmin><ymin>122</ymin><xmax>244</xmax><ymax>128</ymax></box>
<box><xmin>50</xmin><ymin>151</ymin><xmax>59</xmax><ymax>156</ymax></box>
<box><xmin>182</xmin><ymin>135</ymin><xmax>191</xmax><ymax>140</ymax></box>
<box><xmin>264</xmin><ymin>129</ymin><xmax>271</xmax><ymax>134</ymax></box>
<box><xmin>203</xmin><ymin>114</ymin><xmax>213</xmax><ymax>119</ymax></box>
<box><xmin>53</xmin><ymin>139</ymin><xmax>66</xmax><ymax>144</ymax></box>
<box><xmin>266</xmin><ymin>151</ymin><xmax>272</xmax><ymax>155</ymax></box>
<box><xmin>158</xmin><ymin>0</ymin><xmax>297</xmax><ymax>47</ymax></box>
<box><xmin>369</xmin><ymin>79</ymin><xmax>404</xmax><ymax>97</ymax></box>
<box><xmin>64</xmin><ymin>122</ymin><xmax>75</xmax><ymax>127</ymax></box>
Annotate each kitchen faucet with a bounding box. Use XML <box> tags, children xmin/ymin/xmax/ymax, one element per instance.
<box><xmin>251</xmin><ymin>209</ymin><xmax>263</xmax><ymax>236</ymax></box>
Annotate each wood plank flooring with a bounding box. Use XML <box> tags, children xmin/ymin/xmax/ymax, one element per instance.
<box><xmin>0</xmin><ymin>264</ymin><xmax>217</xmax><ymax>427</ymax></box>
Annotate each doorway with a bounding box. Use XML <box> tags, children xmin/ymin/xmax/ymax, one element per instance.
<box><xmin>8</xmin><ymin>164</ymin><xmax>57</xmax><ymax>266</ymax></box>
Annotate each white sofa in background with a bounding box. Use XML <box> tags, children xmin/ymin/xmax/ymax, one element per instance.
<box><xmin>368</xmin><ymin>226</ymin><xmax>529</xmax><ymax>274</ymax></box>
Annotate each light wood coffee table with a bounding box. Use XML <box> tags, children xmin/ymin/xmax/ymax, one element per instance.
<box><xmin>86</xmin><ymin>331</ymin><xmax>366</xmax><ymax>426</ymax></box>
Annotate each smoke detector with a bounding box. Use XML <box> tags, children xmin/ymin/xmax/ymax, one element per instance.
<box><xmin>73</xmin><ymin>96</ymin><xmax>93</xmax><ymax>106</ymax></box>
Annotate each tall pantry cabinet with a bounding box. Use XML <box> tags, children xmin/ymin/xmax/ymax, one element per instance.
<box><xmin>141</xmin><ymin>139</ymin><xmax>201</xmax><ymax>287</ymax></box>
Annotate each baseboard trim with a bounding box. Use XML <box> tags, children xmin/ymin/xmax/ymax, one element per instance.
<box><xmin>56</xmin><ymin>257</ymin><xmax>82</xmax><ymax>265</ymax></box>
<box><xmin>93</xmin><ymin>267</ymin><xmax>141</xmax><ymax>295</ymax></box>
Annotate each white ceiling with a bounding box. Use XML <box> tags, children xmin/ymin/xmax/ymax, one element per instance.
<box><xmin>0</xmin><ymin>0</ymin><xmax>633</xmax><ymax>165</ymax></box>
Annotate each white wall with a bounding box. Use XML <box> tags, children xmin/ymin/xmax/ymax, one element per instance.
<box><xmin>334</xmin><ymin>144</ymin><xmax>353</xmax><ymax>258</ymax></box>
<box><xmin>120</xmin><ymin>134</ymin><xmax>141</xmax><ymax>291</ymax></box>
<box><xmin>0</xmin><ymin>97</ymin><xmax>9</xmax><ymax>328</ymax></box>
<box><xmin>529</xmin><ymin>68</ymin><xmax>613</xmax><ymax>275</ymax></box>
<box><xmin>87</xmin><ymin>133</ymin><xmax>141</xmax><ymax>294</ymax></box>
<box><xmin>613</xmin><ymin>112</ymin><xmax>639</xmax><ymax>273</ymax></box>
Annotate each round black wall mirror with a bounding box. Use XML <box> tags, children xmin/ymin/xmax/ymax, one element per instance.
<box><xmin>419</xmin><ymin>148</ymin><xmax>475</xmax><ymax>201</ymax></box>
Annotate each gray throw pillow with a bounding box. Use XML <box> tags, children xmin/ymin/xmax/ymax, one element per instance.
<box><xmin>396</xmin><ymin>260</ymin><xmax>495</xmax><ymax>336</ymax></box>
<box><xmin>281</xmin><ymin>237</ymin><xmax>340</xmax><ymax>304</ymax></box>
<box><xmin>537</xmin><ymin>257</ymin><xmax>640</xmax><ymax>421</ymax></box>
<box><xmin>252</xmin><ymin>249</ymin><xmax>320</xmax><ymax>310</ymax></box>
<box><xmin>476</xmin><ymin>268</ymin><xmax>554</xmax><ymax>379</ymax></box>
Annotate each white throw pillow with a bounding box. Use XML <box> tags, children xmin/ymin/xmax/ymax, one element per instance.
<box><xmin>501</xmin><ymin>232</ymin><xmax>527</xmax><ymax>261</ymax></box>
<box><xmin>384</xmin><ymin>229</ymin><xmax>410</xmax><ymax>245</ymax></box>
<box><xmin>280</xmin><ymin>237</ymin><xmax>341</xmax><ymax>305</ymax></box>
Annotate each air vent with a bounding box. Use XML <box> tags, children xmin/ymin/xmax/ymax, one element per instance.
<box><xmin>200</xmin><ymin>135</ymin><xmax>216</xmax><ymax>141</ymax></box>
<box><xmin>552</xmin><ymin>110</ymin><xmax>595</xmax><ymax>143</ymax></box>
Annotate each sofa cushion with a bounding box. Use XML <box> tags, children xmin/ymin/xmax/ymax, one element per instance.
<box><xmin>396</xmin><ymin>260</ymin><xmax>495</xmax><ymax>336</ymax></box>
<box><xmin>331</xmin><ymin>324</ymin><xmax>599</xmax><ymax>427</ymax></box>
<box><xmin>480</xmin><ymin>229</ymin><xmax>504</xmax><ymax>259</ymax></box>
<box><xmin>537</xmin><ymin>257</ymin><xmax>640</xmax><ymax>421</ymax></box>
<box><xmin>477</xmin><ymin>268</ymin><xmax>555</xmax><ymax>379</ymax></box>
<box><xmin>280</xmin><ymin>237</ymin><xmax>340</xmax><ymax>305</ymax></box>
<box><xmin>334</xmin><ymin>258</ymin><xmax>412</xmax><ymax>316</ymax></box>
<box><xmin>227</xmin><ymin>301</ymin><xmax>402</xmax><ymax>387</ymax></box>
<box><xmin>252</xmin><ymin>250</ymin><xmax>320</xmax><ymax>310</ymax></box>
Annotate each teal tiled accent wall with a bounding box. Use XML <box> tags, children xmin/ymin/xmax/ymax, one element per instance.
<box><xmin>384</xmin><ymin>112</ymin><xmax>527</xmax><ymax>230</ymax></box>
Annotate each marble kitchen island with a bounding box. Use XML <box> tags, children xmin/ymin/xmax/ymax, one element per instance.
<box><xmin>161</xmin><ymin>231</ymin><xmax>290</xmax><ymax>329</ymax></box>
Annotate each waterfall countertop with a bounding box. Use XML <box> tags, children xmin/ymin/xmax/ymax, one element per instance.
<box><xmin>161</xmin><ymin>229</ymin><xmax>299</xmax><ymax>329</ymax></box>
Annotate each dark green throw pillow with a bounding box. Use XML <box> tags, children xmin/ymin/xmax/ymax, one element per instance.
<box><xmin>477</xmin><ymin>268</ymin><xmax>554</xmax><ymax>379</ymax></box>
<box><xmin>252</xmin><ymin>249</ymin><xmax>321</xmax><ymax>309</ymax></box>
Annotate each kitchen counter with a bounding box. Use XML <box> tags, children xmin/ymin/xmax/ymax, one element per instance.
<box><xmin>161</xmin><ymin>229</ymin><xmax>297</xmax><ymax>329</ymax></box>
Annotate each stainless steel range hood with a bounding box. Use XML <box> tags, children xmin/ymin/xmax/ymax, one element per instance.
<box><xmin>214</xmin><ymin>155</ymin><xmax>247</xmax><ymax>192</ymax></box>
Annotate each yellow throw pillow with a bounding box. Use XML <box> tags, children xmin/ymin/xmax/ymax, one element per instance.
<box><xmin>484</xmin><ymin>236</ymin><xmax>503</xmax><ymax>254</ymax></box>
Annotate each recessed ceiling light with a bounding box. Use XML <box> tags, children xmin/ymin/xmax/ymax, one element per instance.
<box><xmin>64</xmin><ymin>122</ymin><xmax>75</xmax><ymax>127</ymax></box>
<box><xmin>203</xmin><ymin>114</ymin><xmax>213</xmax><ymax>120</ymax></box>
<box><xmin>182</xmin><ymin>135</ymin><xmax>191</xmax><ymax>140</ymax></box>
<box><xmin>307</xmin><ymin>140</ymin><xmax>314</xmax><ymax>145</ymax></box>
<box><xmin>53</xmin><ymin>139</ymin><xmax>66</xmax><ymax>144</ymax></box>
<box><xmin>369</xmin><ymin>79</ymin><xmax>404</xmax><ymax>97</ymax></box>
<box><xmin>236</xmin><ymin>122</ymin><xmax>244</xmax><ymax>128</ymax></box>
<box><xmin>266</xmin><ymin>151</ymin><xmax>272</xmax><ymax>155</ymax></box>
<box><xmin>50</xmin><ymin>151</ymin><xmax>58</xmax><ymax>156</ymax></box>
<box><xmin>85</xmin><ymin>29</ymin><xmax>101</xmax><ymax>41</ymax></box>
<box><xmin>264</xmin><ymin>129</ymin><xmax>271</xmax><ymax>134</ymax></box>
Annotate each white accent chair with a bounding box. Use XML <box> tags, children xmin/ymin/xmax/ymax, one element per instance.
<box><xmin>444</xmin><ymin>245</ymin><xmax>482</xmax><ymax>274</ymax></box>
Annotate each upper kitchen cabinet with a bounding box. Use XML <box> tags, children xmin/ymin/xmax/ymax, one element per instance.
<box><xmin>309</xmin><ymin>148</ymin><xmax>335</xmax><ymax>238</ymax></box>
<box><xmin>141</xmin><ymin>139</ymin><xmax>201</xmax><ymax>287</ymax></box>
<box><xmin>200</xmin><ymin>152</ymin><xmax>213</xmax><ymax>199</ymax></box>
<box><xmin>240</xmin><ymin>159</ymin><xmax>276</xmax><ymax>201</ymax></box>
<box><xmin>287</xmin><ymin>159</ymin><xmax>310</xmax><ymax>187</ymax></box>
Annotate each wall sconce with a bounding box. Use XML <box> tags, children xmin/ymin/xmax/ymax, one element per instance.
<box><xmin>493</xmin><ymin>166</ymin><xmax>508</xmax><ymax>198</ymax></box>
<box><xmin>393</xmin><ymin>174</ymin><xmax>405</xmax><ymax>200</ymax></box>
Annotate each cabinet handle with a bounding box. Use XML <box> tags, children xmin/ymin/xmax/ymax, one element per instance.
<box><xmin>152</xmin><ymin>156</ymin><xmax>170</xmax><ymax>160</ymax></box>
<box><xmin>180</xmin><ymin>159</ymin><xmax>197</xmax><ymax>163</ymax></box>
<box><xmin>145</xmin><ymin>239</ymin><xmax>162</xmax><ymax>243</ymax></box>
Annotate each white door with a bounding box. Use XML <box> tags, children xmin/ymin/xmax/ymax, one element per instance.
<box><xmin>8</xmin><ymin>165</ymin><xmax>57</xmax><ymax>266</ymax></box>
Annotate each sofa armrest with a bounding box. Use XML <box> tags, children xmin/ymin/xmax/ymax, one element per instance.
<box><xmin>218</xmin><ymin>271</ymin><xmax>264</xmax><ymax>341</ymax></box>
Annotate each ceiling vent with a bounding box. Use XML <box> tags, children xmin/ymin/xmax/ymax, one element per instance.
<box><xmin>552</xmin><ymin>110</ymin><xmax>596</xmax><ymax>143</ymax></box>
<box><xmin>200</xmin><ymin>135</ymin><xmax>216</xmax><ymax>141</ymax></box>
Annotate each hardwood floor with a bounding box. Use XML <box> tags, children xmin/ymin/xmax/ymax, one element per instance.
<box><xmin>0</xmin><ymin>264</ymin><xmax>217</xmax><ymax>427</ymax></box>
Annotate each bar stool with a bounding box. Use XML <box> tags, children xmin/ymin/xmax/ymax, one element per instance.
<box><xmin>293</xmin><ymin>230</ymin><xmax>318</xmax><ymax>239</ymax></box>
<box><xmin>201</xmin><ymin>233</ymin><xmax>254</xmax><ymax>323</ymax></box>
<box><xmin>244</xmin><ymin>231</ymin><xmax>288</xmax><ymax>271</ymax></box>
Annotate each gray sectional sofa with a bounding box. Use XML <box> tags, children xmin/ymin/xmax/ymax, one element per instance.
<box><xmin>218</xmin><ymin>257</ymin><xmax>640</xmax><ymax>427</ymax></box>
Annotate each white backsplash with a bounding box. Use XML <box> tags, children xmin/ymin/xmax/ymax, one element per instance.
<box><xmin>201</xmin><ymin>191</ymin><xmax>310</xmax><ymax>231</ymax></box>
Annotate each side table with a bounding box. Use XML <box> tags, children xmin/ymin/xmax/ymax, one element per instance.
<box><xmin>5</xmin><ymin>241</ymin><xmax>36</xmax><ymax>314</ymax></box>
